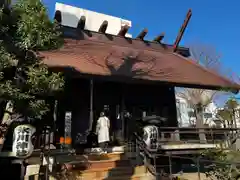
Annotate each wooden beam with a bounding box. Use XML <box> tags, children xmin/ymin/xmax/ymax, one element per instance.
<box><xmin>118</xmin><ymin>25</ymin><xmax>130</xmax><ymax>37</ymax></box>
<box><xmin>77</xmin><ymin>16</ymin><xmax>86</xmax><ymax>30</ymax></box>
<box><xmin>136</xmin><ymin>28</ymin><xmax>148</xmax><ymax>40</ymax></box>
<box><xmin>173</xmin><ymin>9</ymin><xmax>192</xmax><ymax>52</ymax></box>
<box><xmin>153</xmin><ymin>33</ymin><xmax>165</xmax><ymax>42</ymax></box>
<box><xmin>54</xmin><ymin>10</ymin><xmax>62</xmax><ymax>24</ymax></box>
<box><xmin>98</xmin><ymin>20</ymin><xmax>108</xmax><ymax>33</ymax></box>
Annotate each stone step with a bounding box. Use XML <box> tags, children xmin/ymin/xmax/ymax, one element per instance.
<box><xmin>24</xmin><ymin>163</ymin><xmax>151</xmax><ymax>180</ymax></box>
<box><xmin>76</xmin><ymin>165</ymin><xmax>147</xmax><ymax>179</ymax></box>
<box><xmin>24</xmin><ymin>153</ymin><xmax>145</xmax><ymax>180</ymax></box>
<box><xmin>87</xmin><ymin>152</ymin><xmax>126</xmax><ymax>161</ymax></box>
<box><xmin>76</xmin><ymin>174</ymin><xmax>154</xmax><ymax>180</ymax></box>
<box><xmin>87</xmin><ymin>158</ymin><xmax>131</xmax><ymax>170</ymax></box>
<box><xmin>25</xmin><ymin>172</ymin><xmax>153</xmax><ymax>180</ymax></box>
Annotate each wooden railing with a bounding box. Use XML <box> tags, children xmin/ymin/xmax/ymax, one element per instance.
<box><xmin>133</xmin><ymin>131</ymin><xmax>240</xmax><ymax>180</ymax></box>
<box><xmin>157</xmin><ymin>127</ymin><xmax>240</xmax><ymax>144</ymax></box>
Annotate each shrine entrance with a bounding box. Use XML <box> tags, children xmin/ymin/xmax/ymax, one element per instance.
<box><xmin>57</xmin><ymin>77</ymin><xmax>178</xmax><ymax>148</ymax></box>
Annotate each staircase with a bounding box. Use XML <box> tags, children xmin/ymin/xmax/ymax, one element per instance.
<box><xmin>24</xmin><ymin>152</ymin><xmax>154</xmax><ymax>180</ymax></box>
<box><xmin>72</xmin><ymin>152</ymin><xmax>153</xmax><ymax>180</ymax></box>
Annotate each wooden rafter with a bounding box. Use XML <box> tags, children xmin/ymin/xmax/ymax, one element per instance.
<box><xmin>77</xmin><ymin>16</ymin><xmax>86</xmax><ymax>30</ymax></box>
<box><xmin>118</xmin><ymin>25</ymin><xmax>130</xmax><ymax>37</ymax></box>
<box><xmin>173</xmin><ymin>9</ymin><xmax>192</xmax><ymax>52</ymax></box>
<box><xmin>98</xmin><ymin>20</ymin><xmax>108</xmax><ymax>33</ymax></box>
<box><xmin>136</xmin><ymin>28</ymin><xmax>148</xmax><ymax>40</ymax></box>
<box><xmin>153</xmin><ymin>33</ymin><xmax>165</xmax><ymax>43</ymax></box>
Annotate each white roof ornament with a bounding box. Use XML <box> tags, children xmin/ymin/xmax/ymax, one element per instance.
<box><xmin>55</xmin><ymin>2</ymin><xmax>132</xmax><ymax>37</ymax></box>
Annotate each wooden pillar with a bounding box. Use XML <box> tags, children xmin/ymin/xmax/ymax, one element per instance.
<box><xmin>169</xmin><ymin>154</ymin><xmax>172</xmax><ymax>176</ymax></box>
<box><xmin>197</xmin><ymin>156</ymin><xmax>201</xmax><ymax>180</ymax></box>
<box><xmin>51</xmin><ymin>100</ymin><xmax>58</xmax><ymax>145</ymax></box>
<box><xmin>89</xmin><ymin>79</ymin><xmax>94</xmax><ymax>132</ymax></box>
<box><xmin>121</xmin><ymin>90</ymin><xmax>125</xmax><ymax>140</ymax></box>
<box><xmin>135</xmin><ymin>139</ymin><xmax>141</xmax><ymax>165</ymax></box>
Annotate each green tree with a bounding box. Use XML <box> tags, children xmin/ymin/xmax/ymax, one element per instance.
<box><xmin>225</xmin><ymin>98</ymin><xmax>239</xmax><ymax>128</ymax></box>
<box><xmin>203</xmin><ymin>149</ymin><xmax>240</xmax><ymax>180</ymax></box>
<box><xmin>217</xmin><ymin>108</ymin><xmax>233</xmax><ymax>128</ymax></box>
<box><xmin>0</xmin><ymin>0</ymin><xmax>64</xmax><ymax>148</ymax></box>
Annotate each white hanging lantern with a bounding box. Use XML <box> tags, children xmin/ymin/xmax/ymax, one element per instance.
<box><xmin>12</xmin><ymin>124</ymin><xmax>36</xmax><ymax>158</ymax></box>
<box><xmin>142</xmin><ymin>125</ymin><xmax>159</xmax><ymax>152</ymax></box>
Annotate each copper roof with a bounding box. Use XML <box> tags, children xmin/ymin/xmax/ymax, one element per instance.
<box><xmin>40</xmin><ymin>30</ymin><xmax>240</xmax><ymax>90</ymax></box>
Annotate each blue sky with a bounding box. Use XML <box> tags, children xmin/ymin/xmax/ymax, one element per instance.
<box><xmin>42</xmin><ymin>0</ymin><xmax>240</xmax><ymax>102</ymax></box>
<box><xmin>43</xmin><ymin>0</ymin><xmax>240</xmax><ymax>78</ymax></box>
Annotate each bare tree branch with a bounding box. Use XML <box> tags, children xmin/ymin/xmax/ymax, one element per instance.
<box><xmin>177</xmin><ymin>43</ymin><xmax>237</xmax><ymax>132</ymax></box>
<box><xmin>178</xmin><ymin>43</ymin><xmax>235</xmax><ymax>108</ymax></box>
<box><xmin>190</xmin><ymin>43</ymin><xmax>237</xmax><ymax>83</ymax></box>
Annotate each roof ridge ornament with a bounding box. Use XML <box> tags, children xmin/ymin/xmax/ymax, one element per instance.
<box><xmin>98</xmin><ymin>20</ymin><xmax>108</xmax><ymax>33</ymax></box>
<box><xmin>153</xmin><ymin>32</ymin><xmax>165</xmax><ymax>43</ymax></box>
<box><xmin>118</xmin><ymin>25</ymin><xmax>130</xmax><ymax>37</ymax></box>
<box><xmin>77</xmin><ymin>16</ymin><xmax>86</xmax><ymax>30</ymax></box>
<box><xmin>54</xmin><ymin>10</ymin><xmax>62</xmax><ymax>24</ymax></box>
<box><xmin>136</xmin><ymin>29</ymin><xmax>148</xmax><ymax>40</ymax></box>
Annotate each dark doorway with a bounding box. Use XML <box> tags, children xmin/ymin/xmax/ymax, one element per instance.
<box><xmin>123</xmin><ymin>83</ymin><xmax>177</xmax><ymax>139</ymax></box>
<box><xmin>93</xmin><ymin>81</ymin><xmax>122</xmax><ymax>142</ymax></box>
<box><xmin>92</xmin><ymin>79</ymin><xmax>178</xmax><ymax>143</ymax></box>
